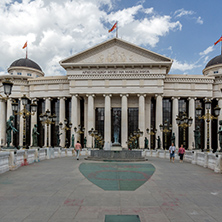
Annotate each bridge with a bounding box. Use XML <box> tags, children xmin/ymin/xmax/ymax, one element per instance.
<box><xmin>0</xmin><ymin>149</ymin><xmax>222</xmax><ymax>222</ymax></box>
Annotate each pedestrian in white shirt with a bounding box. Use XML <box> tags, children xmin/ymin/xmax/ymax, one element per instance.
<box><xmin>169</xmin><ymin>143</ymin><xmax>176</xmax><ymax>162</ymax></box>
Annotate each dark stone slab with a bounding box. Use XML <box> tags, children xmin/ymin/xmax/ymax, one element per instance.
<box><xmin>86</xmin><ymin>150</ymin><xmax>146</xmax><ymax>161</ymax></box>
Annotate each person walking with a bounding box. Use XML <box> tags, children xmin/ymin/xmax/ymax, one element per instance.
<box><xmin>75</xmin><ymin>141</ymin><xmax>82</xmax><ymax>160</ymax></box>
<box><xmin>178</xmin><ymin>144</ymin><xmax>185</xmax><ymax>163</ymax></box>
<box><xmin>169</xmin><ymin>143</ymin><xmax>176</xmax><ymax>162</ymax></box>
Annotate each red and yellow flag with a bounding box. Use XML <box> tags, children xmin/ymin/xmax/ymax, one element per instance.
<box><xmin>214</xmin><ymin>36</ymin><xmax>222</xmax><ymax>45</ymax></box>
<box><xmin>22</xmin><ymin>41</ymin><xmax>27</xmax><ymax>49</ymax></box>
<box><xmin>108</xmin><ymin>22</ymin><xmax>117</xmax><ymax>33</ymax></box>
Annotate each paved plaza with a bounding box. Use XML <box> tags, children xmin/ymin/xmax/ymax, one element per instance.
<box><xmin>0</xmin><ymin>156</ymin><xmax>222</xmax><ymax>222</ymax></box>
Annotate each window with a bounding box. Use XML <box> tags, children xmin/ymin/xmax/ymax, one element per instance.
<box><xmin>214</xmin><ymin>71</ymin><xmax>218</xmax><ymax>74</ymax></box>
<box><xmin>11</xmin><ymin>73</ymin><xmax>13</xmax><ymax>75</ymax></box>
<box><xmin>17</xmin><ymin>72</ymin><xmax>22</xmax><ymax>75</ymax></box>
<box><xmin>27</xmin><ymin>73</ymin><xmax>32</xmax><ymax>76</ymax></box>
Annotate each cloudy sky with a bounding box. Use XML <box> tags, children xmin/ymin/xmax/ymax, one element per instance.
<box><xmin>0</xmin><ymin>0</ymin><xmax>221</xmax><ymax>76</ymax></box>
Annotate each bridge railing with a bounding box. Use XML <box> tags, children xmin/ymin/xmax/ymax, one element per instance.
<box><xmin>0</xmin><ymin>148</ymin><xmax>221</xmax><ymax>174</ymax></box>
<box><xmin>143</xmin><ymin>149</ymin><xmax>222</xmax><ymax>173</ymax></box>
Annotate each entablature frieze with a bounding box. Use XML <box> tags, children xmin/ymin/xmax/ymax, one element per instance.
<box><xmin>68</xmin><ymin>73</ymin><xmax>166</xmax><ymax>80</ymax></box>
<box><xmin>165</xmin><ymin>76</ymin><xmax>215</xmax><ymax>84</ymax></box>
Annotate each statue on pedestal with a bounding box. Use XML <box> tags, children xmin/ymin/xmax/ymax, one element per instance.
<box><xmin>84</xmin><ymin>137</ymin><xmax>87</xmax><ymax>148</ymax></box>
<box><xmin>71</xmin><ymin>134</ymin><xmax>75</xmax><ymax>148</ymax></box>
<box><xmin>171</xmin><ymin>132</ymin><xmax>175</xmax><ymax>144</ymax></box>
<box><xmin>32</xmin><ymin>124</ymin><xmax>39</xmax><ymax>147</ymax></box>
<box><xmin>56</xmin><ymin>131</ymin><xmax>62</xmax><ymax>147</ymax></box>
<box><xmin>194</xmin><ymin>126</ymin><xmax>201</xmax><ymax>150</ymax></box>
<box><xmin>144</xmin><ymin>137</ymin><xmax>148</xmax><ymax>149</ymax></box>
<box><xmin>218</xmin><ymin>120</ymin><xmax>222</xmax><ymax>152</ymax></box>
<box><xmin>6</xmin><ymin>115</ymin><xmax>18</xmax><ymax>148</ymax></box>
<box><xmin>156</xmin><ymin>136</ymin><xmax>161</xmax><ymax>149</ymax></box>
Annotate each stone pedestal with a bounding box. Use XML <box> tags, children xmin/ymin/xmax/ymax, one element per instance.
<box><xmin>86</xmin><ymin>150</ymin><xmax>146</xmax><ymax>161</ymax></box>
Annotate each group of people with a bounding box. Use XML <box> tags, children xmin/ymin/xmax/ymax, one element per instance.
<box><xmin>169</xmin><ymin>143</ymin><xmax>185</xmax><ymax>163</ymax></box>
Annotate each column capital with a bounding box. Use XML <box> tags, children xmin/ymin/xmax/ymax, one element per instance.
<box><xmin>155</xmin><ymin>93</ymin><xmax>163</xmax><ymax>98</ymax></box>
<box><xmin>86</xmin><ymin>94</ymin><xmax>95</xmax><ymax>98</ymax></box>
<box><xmin>120</xmin><ymin>94</ymin><xmax>129</xmax><ymax>97</ymax></box>
<box><xmin>171</xmin><ymin>96</ymin><xmax>180</xmax><ymax>100</ymax></box>
<box><xmin>57</xmin><ymin>97</ymin><xmax>67</xmax><ymax>100</ymax></box>
<box><xmin>103</xmin><ymin>94</ymin><xmax>112</xmax><ymax>97</ymax></box>
<box><xmin>43</xmin><ymin>97</ymin><xmax>53</xmax><ymax>101</ymax></box>
<box><xmin>187</xmin><ymin>97</ymin><xmax>196</xmax><ymax>101</ymax></box>
<box><xmin>137</xmin><ymin>94</ymin><xmax>146</xmax><ymax>97</ymax></box>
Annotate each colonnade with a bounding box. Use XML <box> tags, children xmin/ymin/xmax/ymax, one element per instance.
<box><xmin>0</xmin><ymin>95</ymin><xmax>221</xmax><ymax>150</ymax></box>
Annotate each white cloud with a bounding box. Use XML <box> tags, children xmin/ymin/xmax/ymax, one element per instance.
<box><xmin>199</xmin><ymin>45</ymin><xmax>214</xmax><ymax>56</ymax></box>
<box><xmin>171</xmin><ymin>59</ymin><xmax>201</xmax><ymax>72</ymax></box>
<box><xmin>174</xmin><ymin>9</ymin><xmax>194</xmax><ymax>18</ymax></box>
<box><xmin>0</xmin><ymin>1</ymin><xmax>183</xmax><ymax>76</ymax></box>
<box><xmin>196</xmin><ymin>16</ymin><xmax>203</xmax><ymax>24</ymax></box>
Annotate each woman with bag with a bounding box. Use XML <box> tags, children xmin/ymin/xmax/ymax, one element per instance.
<box><xmin>178</xmin><ymin>144</ymin><xmax>185</xmax><ymax>163</ymax></box>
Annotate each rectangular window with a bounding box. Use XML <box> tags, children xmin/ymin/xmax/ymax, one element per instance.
<box><xmin>17</xmin><ymin>72</ymin><xmax>22</xmax><ymax>75</ymax></box>
<box><xmin>27</xmin><ymin>73</ymin><xmax>32</xmax><ymax>76</ymax></box>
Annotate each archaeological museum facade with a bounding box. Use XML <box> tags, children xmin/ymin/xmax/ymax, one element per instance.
<box><xmin>1</xmin><ymin>37</ymin><xmax>222</xmax><ymax>151</ymax></box>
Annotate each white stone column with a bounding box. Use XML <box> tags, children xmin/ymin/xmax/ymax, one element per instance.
<box><xmin>155</xmin><ymin>94</ymin><xmax>163</xmax><ymax>149</ymax></box>
<box><xmin>121</xmin><ymin>94</ymin><xmax>128</xmax><ymax>149</ymax></box>
<box><xmin>138</xmin><ymin>94</ymin><xmax>146</xmax><ymax>149</ymax></box>
<box><xmin>87</xmin><ymin>94</ymin><xmax>95</xmax><ymax>148</ymax></box>
<box><xmin>59</xmin><ymin>97</ymin><xmax>66</xmax><ymax>147</ymax></box>
<box><xmin>205</xmin><ymin>102</ymin><xmax>212</xmax><ymax>151</ymax></box>
<box><xmin>84</xmin><ymin>97</ymin><xmax>88</xmax><ymax>148</ymax></box>
<box><xmin>71</xmin><ymin>95</ymin><xmax>79</xmax><ymax>143</ymax></box>
<box><xmin>172</xmin><ymin>97</ymin><xmax>179</xmax><ymax>148</ymax></box>
<box><xmin>19</xmin><ymin>99</ymin><xmax>23</xmax><ymax>147</ymax></box>
<box><xmin>44</xmin><ymin>98</ymin><xmax>51</xmax><ymax>147</ymax></box>
<box><xmin>104</xmin><ymin>94</ymin><xmax>112</xmax><ymax>145</ymax></box>
<box><xmin>217</xmin><ymin>99</ymin><xmax>222</xmax><ymax>151</ymax></box>
<box><xmin>145</xmin><ymin>96</ymin><xmax>151</xmax><ymax>149</ymax></box>
<box><xmin>0</xmin><ymin>99</ymin><xmax>6</xmax><ymax>146</ymax></box>
<box><xmin>30</xmin><ymin>98</ymin><xmax>37</xmax><ymax>147</ymax></box>
<box><xmin>7</xmin><ymin>98</ymin><xmax>14</xmax><ymax>146</ymax></box>
<box><xmin>188</xmin><ymin>97</ymin><xmax>195</xmax><ymax>150</ymax></box>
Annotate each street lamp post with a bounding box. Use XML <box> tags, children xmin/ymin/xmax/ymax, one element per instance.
<box><xmin>59</xmin><ymin>119</ymin><xmax>72</xmax><ymax>148</ymax></box>
<box><xmin>88</xmin><ymin>128</ymin><xmax>98</xmax><ymax>149</ymax></box>
<box><xmin>133</xmin><ymin>129</ymin><xmax>143</xmax><ymax>148</ymax></box>
<box><xmin>0</xmin><ymin>79</ymin><xmax>14</xmax><ymax>100</ymax></box>
<box><xmin>146</xmin><ymin>126</ymin><xmax>157</xmax><ymax>149</ymax></box>
<box><xmin>159</xmin><ymin>120</ymin><xmax>172</xmax><ymax>150</ymax></box>
<box><xmin>40</xmin><ymin>109</ymin><xmax>57</xmax><ymax>148</ymax></box>
<box><xmin>13</xmin><ymin>95</ymin><xmax>37</xmax><ymax>149</ymax></box>
<box><xmin>176</xmin><ymin>113</ymin><xmax>193</xmax><ymax>148</ymax></box>
<box><xmin>196</xmin><ymin>99</ymin><xmax>221</xmax><ymax>151</ymax></box>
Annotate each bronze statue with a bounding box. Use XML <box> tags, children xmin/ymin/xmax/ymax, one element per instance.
<box><xmin>218</xmin><ymin>120</ymin><xmax>222</xmax><ymax>152</ymax></box>
<box><xmin>71</xmin><ymin>134</ymin><xmax>75</xmax><ymax>148</ymax></box>
<box><xmin>32</xmin><ymin>124</ymin><xmax>39</xmax><ymax>147</ymax></box>
<box><xmin>56</xmin><ymin>131</ymin><xmax>62</xmax><ymax>147</ymax></box>
<box><xmin>144</xmin><ymin>137</ymin><xmax>148</xmax><ymax>149</ymax></box>
<box><xmin>6</xmin><ymin>115</ymin><xmax>18</xmax><ymax>147</ymax></box>
<box><xmin>84</xmin><ymin>137</ymin><xmax>87</xmax><ymax>148</ymax></box>
<box><xmin>171</xmin><ymin>132</ymin><xmax>175</xmax><ymax>144</ymax></box>
<box><xmin>156</xmin><ymin>136</ymin><xmax>161</xmax><ymax>149</ymax></box>
<box><xmin>194</xmin><ymin>126</ymin><xmax>201</xmax><ymax>150</ymax></box>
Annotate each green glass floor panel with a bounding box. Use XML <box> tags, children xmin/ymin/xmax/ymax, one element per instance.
<box><xmin>105</xmin><ymin>215</ymin><xmax>141</xmax><ymax>222</ymax></box>
<box><xmin>79</xmin><ymin>163</ymin><xmax>155</xmax><ymax>191</ymax></box>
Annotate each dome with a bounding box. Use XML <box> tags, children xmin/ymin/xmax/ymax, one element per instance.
<box><xmin>9</xmin><ymin>58</ymin><xmax>42</xmax><ymax>71</ymax></box>
<box><xmin>205</xmin><ymin>54</ymin><xmax>222</xmax><ymax>68</ymax></box>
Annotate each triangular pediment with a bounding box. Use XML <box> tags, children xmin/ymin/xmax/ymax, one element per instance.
<box><xmin>60</xmin><ymin>38</ymin><xmax>173</xmax><ymax>69</ymax></box>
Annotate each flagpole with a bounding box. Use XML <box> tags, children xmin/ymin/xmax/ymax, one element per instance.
<box><xmin>26</xmin><ymin>45</ymin><xmax>28</xmax><ymax>59</ymax></box>
<box><xmin>116</xmin><ymin>21</ymin><xmax>118</xmax><ymax>38</ymax></box>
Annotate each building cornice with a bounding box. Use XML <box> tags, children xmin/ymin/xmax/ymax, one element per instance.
<box><xmin>165</xmin><ymin>75</ymin><xmax>215</xmax><ymax>84</ymax></box>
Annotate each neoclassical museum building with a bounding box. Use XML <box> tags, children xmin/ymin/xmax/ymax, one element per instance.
<box><xmin>1</xmin><ymin>37</ymin><xmax>222</xmax><ymax>150</ymax></box>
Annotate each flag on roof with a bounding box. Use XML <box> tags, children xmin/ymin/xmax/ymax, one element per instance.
<box><xmin>108</xmin><ymin>22</ymin><xmax>117</xmax><ymax>33</ymax></box>
<box><xmin>214</xmin><ymin>36</ymin><xmax>222</xmax><ymax>45</ymax></box>
<box><xmin>22</xmin><ymin>41</ymin><xmax>27</xmax><ymax>49</ymax></box>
